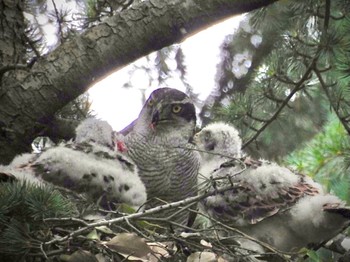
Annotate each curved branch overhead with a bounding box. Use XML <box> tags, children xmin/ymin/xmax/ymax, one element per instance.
<box><xmin>0</xmin><ymin>0</ymin><xmax>277</xmax><ymax>164</ymax></box>
<box><xmin>199</xmin><ymin>2</ymin><xmax>294</xmax><ymax>125</ymax></box>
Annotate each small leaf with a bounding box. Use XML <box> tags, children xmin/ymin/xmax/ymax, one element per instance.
<box><xmin>299</xmin><ymin>248</ymin><xmax>319</xmax><ymax>262</ymax></box>
<box><xmin>305</xmin><ymin>250</ymin><xmax>320</xmax><ymax>262</ymax></box>
<box><xmin>86</xmin><ymin>229</ymin><xmax>100</xmax><ymax>240</ymax></box>
<box><xmin>136</xmin><ymin>220</ymin><xmax>166</xmax><ymax>231</ymax></box>
<box><xmin>118</xmin><ymin>203</ymin><xmax>137</xmax><ymax>214</ymax></box>
<box><xmin>95</xmin><ymin>226</ymin><xmax>114</xmax><ymax>235</ymax></box>
<box><xmin>180</xmin><ymin>232</ymin><xmax>200</xmax><ymax>238</ymax></box>
<box><xmin>147</xmin><ymin>242</ymin><xmax>175</xmax><ymax>261</ymax></box>
<box><xmin>103</xmin><ymin>233</ymin><xmax>152</xmax><ymax>258</ymax></box>
<box><xmin>187</xmin><ymin>252</ymin><xmax>218</xmax><ymax>262</ymax></box>
<box><xmin>95</xmin><ymin>253</ymin><xmax>107</xmax><ymax>262</ymax></box>
<box><xmin>200</xmin><ymin>239</ymin><xmax>212</xmax><ymax>248</ymax></box>
<box><xmin>60</xmin><ymin>250</ymin><xmax>98</xmax><ymax>262</ymax></box>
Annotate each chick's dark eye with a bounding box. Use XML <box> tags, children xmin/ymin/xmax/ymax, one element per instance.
<box><xmin>172</xmin><ymin>105</ymin><xmax>182</xmax><ymax>113</ymax></box>
<box><xmin>204</xmin><ymin>132</ymin><xmax>211</xmax><ymax>142</ymax></box>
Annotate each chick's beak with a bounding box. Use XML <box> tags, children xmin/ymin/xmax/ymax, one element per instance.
<box><xmin>192</xmin><ymin>133</ymin><xmax>199</xmax><ymax>145</ymax></box>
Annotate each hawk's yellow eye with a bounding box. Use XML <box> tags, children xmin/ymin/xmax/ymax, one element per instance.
<box><xmin>148</xmin><ymin>99</ymin><xmax>154</xmax><ymax>107</ymax></box>
<box><xmin>172</xmin><ymin>105</ymin><xmax>182</xmax><ymax>113</ymax></box>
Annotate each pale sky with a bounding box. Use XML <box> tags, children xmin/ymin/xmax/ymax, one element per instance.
<box><xmin>24</xmin><ymin>1</ymin><xmax>244</xmax><ymax>131</ymax></box>
<box><xmin>89</xmin><ymin>15</ymin><xmax>244</xmax><ymax>131</ymax></box>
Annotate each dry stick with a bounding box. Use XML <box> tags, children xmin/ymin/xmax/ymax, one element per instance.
<box><xmin>123</xmin><ymin>217</ymin><xmax>157</xmax><ymax>243</ymax></box>
<box><xmin>187</xmin><ymin>208</ymin><xmax>294</xmax><ymax>261</ymax></box>
<box><xmin>44</xmin><ymin>217</ymin><xmax>89</xmax><ymax>226</ymax></box>
<box><xmin>140</xmin><ymin>203</ymin><xmax>200</xmax><ymax>233</ymax></box>
<box><xmin>210</xmin><ymin>221</ymin><xmax>292</xmax><ymax>261</ymax></box>
<box><xmin>42</xmin><ymin>184</ymin><xmax>239</xmax><ymax>246</ymax></box>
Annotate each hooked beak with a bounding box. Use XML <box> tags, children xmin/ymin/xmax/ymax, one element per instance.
<box><xmin>149</xmin><ymin>110</ymin><xmax>160</xmax><ymax>130</ymax></box>
<box><xmin>151</xmin><ymin>110</ymin><xmax>160</xmax><ymax>126</ymax></box>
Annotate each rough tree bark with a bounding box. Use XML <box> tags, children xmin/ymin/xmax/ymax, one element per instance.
<box><xmin>0</xmin><ymin>0</ymin><xmax>277</xmax><ymax>164</ymax></box>
<box><xmin>0</xmin><ymin>0</ymin><xmax>32</xmax><ymax>163</ymax></box>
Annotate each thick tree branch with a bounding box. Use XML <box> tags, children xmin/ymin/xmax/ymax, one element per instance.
<box><xmin>0</xmin><ymin>0</ymin><xmax>277</xmax><ymax>163</ymax></box>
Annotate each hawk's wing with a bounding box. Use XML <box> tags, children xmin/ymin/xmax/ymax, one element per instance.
<box><xmin>202</xmin><ymin>160</ymin><xmax>320</xmax><ymax>226</ymax></box>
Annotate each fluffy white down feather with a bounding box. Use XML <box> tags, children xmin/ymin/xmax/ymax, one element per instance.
<box><xmin>240</xmin><ymin>194</ymin><xmax>349</xmax><ymax>252</ymax></box>
<box><xmin>1</xmin><ymin>144</ymin><xmax>146</xmax><ymax>208</ymax></box>
<box><xmin>0</xmin><ymin>153</ymin><xmax>43</xmax><ymax>185</ymax></box>
<box><xmin>289</xmin><ymin>195</ymin><xmax>347</xmax><ymax>238</ymax></box>
<box><xmin>242</xmin><ymin>163</ymin><xmax>306</xmax><ymax>194</ymax></box>
<box><xmin>195</xmin><ymin>122</ymin><xmax>350</xmax><ymax>253</ymax></box>
<box><xmin>202</xmin><ymin>161</ymin><xmax>350</xmax><ymax>252</ymax></box>
<box><xmin>40</xmin><ymin>145</ymin><xmax>146</xmax><ymax>206</ymax></box>
<box><xmin>195</xmin><ymin>122</ymin><xmax>242</xmax><ymax>186</ymax></box>
<box><xmin>0</xmin><ymin>118</ymin><xmax>147</xmax><ymax>208</ymax></box>
<box><xmin>75</xmin><ymin>118</ymin><xmax>114</xmax><ymax>147</ymax></box>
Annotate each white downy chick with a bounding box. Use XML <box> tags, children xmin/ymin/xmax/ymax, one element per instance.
<box><xmin>75</xmin><ymin>117</ymin><xmax>114</xmax><ymax>148</ymax></box>
<box><xmin>195</xmin><ymin>122</ymin><xmax>350</xmax><ymax>253</ymax></box>
<box><xmin>0</xmin><ymin>118</ymin><xmax>147</xmax><ymax>208</ymax></box>
<box><xmin>201</xmin><ymin>152</ymin><xmax>350</xmax><ymax>253</ymax></box>
<box><xmin>194</xmin><ymin>122</ymin><xmax>243</xmax><ymax>186</ymax></box>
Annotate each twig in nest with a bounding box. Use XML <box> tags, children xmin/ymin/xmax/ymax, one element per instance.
<box><xmin>43</xmin><ymin>184</ymin><xmax>239</xmax><ymax>246</ymax></box>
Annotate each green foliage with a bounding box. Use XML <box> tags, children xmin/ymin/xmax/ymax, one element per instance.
<box><xmin>0</xmin><ymin>181</ymin><xmax>78</xmax><ymax>257</ymax></box>
<box><xmin>285</xmin><ymin>114</ymin><xmax>350</xmax><ymax>202</ymax></box>
<box><xmin>202</xmin><ymin>0</ymin><xmax>350</xmax><ymax>161</ymax></box>
<box><xmin>13</xmin><ymin>0</ymin><xmax>350</xmax><ymax>260</ymax></box>
<box><xmin>302</xmin><ymin>248</ymin><xmax>340</xmax><ymax>262</ymax></box>
<box><xmin>215</xmin><ymin>86</ymin><xmax>329</xmax><ymax>160</ymax></box>
<box><xmin>85</xmin><ymin>0</ymin><xmax>135</xmax><ymax>21</ymax></box>
<box><xmin>0</xmin><ymin>181</ymin><xmax>78</xmax><ymax>223</ymax></box>
<box><xmin>304</xmin><ymin>249</ymin><xmax>322</xmax><ymax>262</ymax></box>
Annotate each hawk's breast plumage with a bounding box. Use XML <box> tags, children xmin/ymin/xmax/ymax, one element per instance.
<box><xmin>120</xmin><ymin>88</ymin><xmax>200</xmax><ymax>224</ymax></box>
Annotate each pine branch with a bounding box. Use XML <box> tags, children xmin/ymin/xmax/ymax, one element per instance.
<box><xmin>23</xmin><ymin>29</ymin><xmax>42</xmax><ymax>60</ymax></box>
<box><xmin>51</xmin><ymin>0</ymin><xmax>65</xmax><ymax>44</ymax></box>
<box><xmin>274</xmin><ymin>73</ymin><xmax>297</xmax><ymax>85</ymax></box>
<box><xmin>246</xmin><ymin>112</ymin><xmax>269</xmax><ymax>123</ymax></box>
<box><xmin>323</xmin><ymin>0</ymin><xmax>331</xmax><ymax>33</ymax></box>
<box><xmin>289</xmin><ymin>33</ymin><xmax>318</xmax><ymax>48</ymax></box>
<box><xmin>242</xmin><ymin>57</ymin><xmax>316</xmax><ymax>149</ymax></box>
<box><xmin>314</xmin><ymin>67</ymin><xmax>350</xmax><ymax>136</ymax></box>
<box><xmin>43</xmin><ymin>217</ymin><xmax>89</xmax><ymax>226</ymax></box>
<box><xmin>263</xmin><ymin>89</ymin><xmax>293</xmax><ymax>108</ymax></box>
